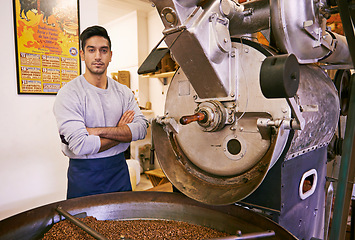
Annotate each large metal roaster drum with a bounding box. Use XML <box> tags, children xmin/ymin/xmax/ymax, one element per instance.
<box><xmin>0</xmin><ymin>192</ymin><xmax>296</xmax><ymax>240</ymax></box>
<box><xmin>153</xmin><ymin>39</ymin><xmax>339</xmax><ymax>205</ymax></box>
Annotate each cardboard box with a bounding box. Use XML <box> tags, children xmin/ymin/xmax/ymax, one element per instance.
<box><xmin>111</xmin><ymin>70</ymin><xmax>130</xmax><ymax>88</ymax></box>
<box><xmin>158</xmin><ymin>52</ymin><xmax>178</xmax><ymax>73</ymax></box>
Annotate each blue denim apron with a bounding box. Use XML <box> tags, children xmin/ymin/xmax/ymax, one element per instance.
<box><xmin>67</xmin><ymin>152</ymin><xmax>132</xmax><ymax>199</ymax></box>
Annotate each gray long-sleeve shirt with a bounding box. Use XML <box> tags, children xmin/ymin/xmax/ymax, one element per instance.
<box><xmin>53</xmin><ymin>75</ymin><xmax>148</xmax><ymax>159</ymax></box>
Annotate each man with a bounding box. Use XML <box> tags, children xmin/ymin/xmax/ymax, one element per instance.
<box><xmin>53</xmin><ymin>25</ymin><xmax>148</xmax><ymax>199</ymax></box>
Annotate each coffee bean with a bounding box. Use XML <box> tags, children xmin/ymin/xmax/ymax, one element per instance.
<box><xmin>42</xmin><ymin>216</ymin><xmax>229</xmax><ymax>239</ymax></box>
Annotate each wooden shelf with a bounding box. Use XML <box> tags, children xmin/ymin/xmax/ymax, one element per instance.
<box><xmin>145</xmin><ymin>168</ymin><xmax>169</xmax><ymax>187</ymax></box>
<box><xmin>142</xmin><ymin>71</ymin><xmax>175</xmax><ymax>79</ymax></box>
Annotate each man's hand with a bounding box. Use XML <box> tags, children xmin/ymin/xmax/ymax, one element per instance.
<box><xmin>86</xmin><ymin>110</ymin><xmax>135</xmax><ymax>152</ymax></box>
<box><xmin>86</xmin><ymin>127</ymin><xmax>95</xmax><ymax>136</ymax></box>
<box><xmin>118</xmin><ymin>110</ymin><xmax>134</xmax><ymax>126</ymax></box>
<box><xmin>86</xmin><ymin>110</ymin><xmax>135</xmax><ymax>135</ymax></box>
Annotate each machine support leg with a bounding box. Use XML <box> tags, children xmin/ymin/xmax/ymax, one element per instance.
<box><xmin>329</xmin><ymin>75</ymin><xmax>355</xmax><ymax>240</ymax></box>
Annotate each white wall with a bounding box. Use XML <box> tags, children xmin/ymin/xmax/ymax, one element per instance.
<box><xmin>0</xmin><ymin>0</ymin><xmax>98</xmax><ymax>221</ymax></box>
<box><xmin>104</xmin><ymin>9</ymin><xmax>162</xmax><ymax>113</ymax></box>
<box><xmin>104</xmin><ymin>12</ymin><xmax>145</xmax><ymax>107</ymax></box>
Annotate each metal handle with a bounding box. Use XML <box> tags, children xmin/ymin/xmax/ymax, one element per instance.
<box><xmin>56</xmin><ymin>207</ymin><xmax>109</xmax><ymax>240</ymax></box>
<box><xmin>206</xmin><ymin>230</ymin><xmax>275</xmax><ymax>240</ymax></box>
<box><xmin>179</xmin><ymin>112</ymin><xmax>206</xmax><ymax>125</ymax></box>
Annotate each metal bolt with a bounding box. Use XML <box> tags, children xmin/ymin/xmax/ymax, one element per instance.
<box><xmin>243</xmin><ymin>8</ymin><xmax>253</xmax><ymax>16</ymax></box>
<box><xmin>165</xmin><ymin>12</ymin><xmax>175</xmax><ymax>23</ymax></box>
<box><xmin>209</xmin><ymin>14</ymin><xmax>216</xmax><ymax>22</ymax></box>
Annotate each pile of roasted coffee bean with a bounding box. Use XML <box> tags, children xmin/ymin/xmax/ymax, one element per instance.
<box><xmin>42</xmin><ymin>216</ymin><xmax>229</xmax><ymax>239</ymax></box>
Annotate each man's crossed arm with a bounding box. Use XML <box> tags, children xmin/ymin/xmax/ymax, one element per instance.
<box><xmin>86</xmin><ymin>110</ymin><xmax>135</xmax><ymax>153</ymax></box>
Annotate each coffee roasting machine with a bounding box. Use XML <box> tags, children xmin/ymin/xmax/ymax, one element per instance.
<box><xmin>138</xmin><ymin>0</ymin><xmax>355</xmax><ymax>239</ymax></box>
<box><xmin>1</xmin><ymin>0</ymin><xmax>355</xmax><ymax>240</ymax></box>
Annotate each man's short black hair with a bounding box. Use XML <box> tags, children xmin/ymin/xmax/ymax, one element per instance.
<box><xmin>80</xmin><ymin>25</ymin><xmax>111</xmax><ymax>51</ymax></box>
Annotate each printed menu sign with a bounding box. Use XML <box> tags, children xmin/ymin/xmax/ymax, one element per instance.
<box><xmin>13</xmin><ymin>0</ymin><xmax>80</xmax><ymax>94</ymax></box>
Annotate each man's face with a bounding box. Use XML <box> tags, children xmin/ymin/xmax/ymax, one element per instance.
<box><xmin>80</xmin><ymin>36</ymin><xmax>112</xmax><ymax>75</ymax></box>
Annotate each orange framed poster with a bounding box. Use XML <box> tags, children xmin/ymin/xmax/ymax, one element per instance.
<box><xmin>13</xmin><ymin>0</ymin><xmax>81</xmax><ymax>94</ymax></box>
